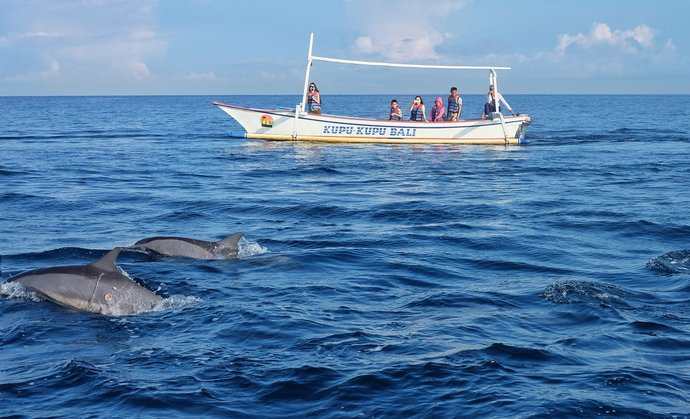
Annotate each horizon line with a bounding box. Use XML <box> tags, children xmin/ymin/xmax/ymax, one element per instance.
<box><xmin>2</xmin><ymin>93</ymin><xmax>689</xmax><ymax>98</ymax></box>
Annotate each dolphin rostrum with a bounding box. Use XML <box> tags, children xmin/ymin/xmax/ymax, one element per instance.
<box><xmin>8</xmin><ymin>248</ymin><xmax>162</xmax><ymax>315</ymax></box>
<box><xmin>132</xmin><ymin>232</ymin><xmax>244</xmax><ymax>259</ymax></box>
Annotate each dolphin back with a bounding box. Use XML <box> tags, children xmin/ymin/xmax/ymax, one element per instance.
<box><xmin>134</xmin><ymin>236</ymin><xmax>216</xmax><ymax>259</ymax></box>
<box><xmin>134</xmin><ymin>233</ymin><xmax>244</xmax><ymax>259</ymax></box>
<box><xmin>10</xmin><ymin>266</ymin><xmax>96</xmax><ymax>311</ymax></box>
<box><xmin>8</xmin><ymin>248</ymin><xmax>161</xmax><ymax>315</ymax></box>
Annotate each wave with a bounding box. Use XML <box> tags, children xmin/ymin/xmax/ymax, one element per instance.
<box><xmin>629</xmin><ymin>320</ymin><xmax>685</xmax><ymax>335</ymax></box>
<box><xmin>464</xmin><ymin>258</ymin><xmax>574</xmax><ymax>275</ymax></box>
<box><xmin>0</xmin><ymin>358</ymin><xmax>253</xmax><ymax>418</ymax></box>
<box><xmin>246</xmin><ymin>166</ymin><xmax>342</xmax><ymax>178</ymax></box>
<box><xmin>546</xmin><ymin>219</ymin><xmax>690</xmax><ymax>240</ymax></box>
<box><xmin>402</xmin><ymin>291</ymin><xmax>520</xmax><ymax>310</ymax></box>
<box><xmin>648</xmin><ymin>249</ymin><xmax>690</xmax><ymax>274</ymax></box>
<box><xmin>0</xmin><ymin>132</ymin><xmax>231</xmax><ymax>142</ymax></box>
<box><xmin>526</xmin><ymin>399</ymin><xmax>666</xmax><ymax>418</ymax></box>
<box><xmin>534</xmin><ymin>127</ymin><xmax>690</xmax><ymax>145</ymax></box>
<box><xmin>259</xmin><ymin>365</ymin><xmax>341</xmax><ymax>402</ymax></box>
<box><xmin>0</xmin><ymin>169</ymin><xmax>21</xmax><ymax>177</ymax></box>
<box><xmin>542</xmin><ymin>280</ymin><xmax>632</xmax><ymax>308</ymax></box>
<box><xmin>295</xmin><ymin>330</ymin><xmax>384</xmax><ymax>354</ymax></box>
<box><xmin>481</xmin><ymin>342</ymin><xmax>573</xmax><ymax>363</ymax></box>
<box><xmin>1</xmin><ymin>192</ymin><xmax>42</xmax><ymax>200</ymax></box>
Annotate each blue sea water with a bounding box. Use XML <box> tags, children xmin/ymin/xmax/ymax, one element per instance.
<box><xmin>1</xmin><ymin>94</ymin><xmax>690</xmax><ymax>418</ymax></box>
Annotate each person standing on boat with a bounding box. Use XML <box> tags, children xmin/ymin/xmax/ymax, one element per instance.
<box><xmin>430</xmin><ymin>97</ymin><xmax>445</xmax><ymax>122</ymax></box>
<box><xmin>307</xmin><ymin>82</ymin><xmax>321</xmax><ymax>114</ymax></box>
<box><xmin>389</xmin><ymin>99</ymin><xmax>402</xmax><ymax>121</ymax></box>
<box><xmin>409</xmin><ymin>96</ymin><xmax>426</xmax><ymax>121</ymax></box>
<box><xmin>482</xmin><ymin>85</ymin><xmax>515</xmax><ymax>119</ymax></box>
<box><xmin>446</xmin><ymin>87</ymin><xmax>462</xmax><ymax>121</ymax></box>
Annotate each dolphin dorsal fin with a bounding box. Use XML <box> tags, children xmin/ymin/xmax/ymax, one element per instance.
<box><xmin>89</xmin><ymin>248</ymin><xmax>122</xmax><ymax>272</ymax></box>
<box><xmin>217</xmin><ymin>232</ymin><xmax>244</xmax><ymax>249</ymax></box>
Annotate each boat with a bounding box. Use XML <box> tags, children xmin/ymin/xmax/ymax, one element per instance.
<box><xmin>213</xmin><ymin>33</ymin><xmax>531</xmax><ymax>145</ymax></box>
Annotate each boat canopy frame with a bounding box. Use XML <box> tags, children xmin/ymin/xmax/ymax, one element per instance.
<box><xmin>299</xmin><ymin>32</ymin><xmax>512</xmax><ymax>115</ymax></box>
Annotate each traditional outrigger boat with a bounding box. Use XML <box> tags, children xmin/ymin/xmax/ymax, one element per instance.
<box><xmin>213</xmin><ymin>33</ymin><xmax>531</xmax><ymax>145</ymax></box>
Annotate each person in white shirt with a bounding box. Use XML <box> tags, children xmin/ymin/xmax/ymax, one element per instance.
<box><xmin>482</xmin><ymin>85</ymin><xmax>516</xmax><ymax>119</ymax></box>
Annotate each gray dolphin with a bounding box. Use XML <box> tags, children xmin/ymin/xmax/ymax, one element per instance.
<box><xmin>132</xmin><ymin>232</ymin><xmax>244</xmax><ymax>259</ymax></box>
<box><xmin>8</xmin><ymin>248</ymin><xmax>162</xmax><ymax>315</ymax></box>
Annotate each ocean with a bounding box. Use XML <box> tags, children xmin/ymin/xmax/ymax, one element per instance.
<box><xmin>1</xmin><ymin>94</ymin><xmax>689</xmax><ymax>418</ymax></box>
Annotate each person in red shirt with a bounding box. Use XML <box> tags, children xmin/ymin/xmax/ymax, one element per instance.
<box><xmin>307</xmin><ymin>82</ymin><xmax>321</xmax><ymax>114</ymax></box>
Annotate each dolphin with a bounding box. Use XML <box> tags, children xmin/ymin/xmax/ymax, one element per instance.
<box><xmin>8</xmin><ymin>248</ymin><xmax>162</xmax><ymax>315</ymax></box>
<box><xmin>132</xmin><ymin>232</ymin><xmax>244</xmax><ymax>260</ymax></box>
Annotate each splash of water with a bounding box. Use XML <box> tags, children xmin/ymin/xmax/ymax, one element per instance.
<box><xmin>151</xmin><ymin>295</ymin><xmax>202</xmax><ymax>312</ymax></box>
<box><xmin>0</xmin><ymin>281</ymin><xmax>43</xmax><ymax>302</ymax></box>
<box><xmin>238</xmin><ymin>237</ymin><xmax>267</xmax><ymax>258</ymax></box>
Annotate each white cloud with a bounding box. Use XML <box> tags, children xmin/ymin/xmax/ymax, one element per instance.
<box><xmin>0</xmin><ymin>0</ymin><xmax>165</xmax><ymax>82</ymax></box>
<box><xmin>183</xmin><ymin>71</ymin><xmax>218</xmax><ymax>81</ymax></box>
<box><xmin>0</xmin><ymin>31</ymin><xmax>66</xmax><ymax>46</ymax></box>
<box><xmin>60</xmin><ymin>27</ymin><xmax>165</xmax><ymax>80</ymax></box>
<box><xmin>663</xmin><ymin>39</ymin><xmax>677</xmax><ymax>53</ymax></box>
<box><xmin>555</xmin><ymin>22</ymin><xmax>659</xmax><ymax>55</ymax></box>
<box><xmin>259</xmin><ymin>71</ymin><xmax>286</xmax><ymax>81</ymax></box>
<box><xmin>346</xmin><ymin>0</ymin><xmax>470</xmax><ymax>62</ymax></box>
<box><xmin>479</xmin><ymin>52</ymin><xmax>530</xmax><ymax>66</ymax></box>
<box><xmin>40</xmin><ymin>55</ymin><xmax>60</xmax><ymax>78</ymax></box>
<box><xmin>2</xmin><ymin>54</ymin><xmax>60</xmax><ymax>81</ymax></box>
<box><xmin>531</xmin><ymin>22</ymin><xmax>678</xmax><ymax>80</ymax></box>
<box><xmin>129</xmin><ymin>62</ymin><xmax>151</xmax><ymax>80</ymax></box>
<box><xmin>354</xmin><ymin>36</ymin><xmax>374</xmax><ymax>54</ymax></box>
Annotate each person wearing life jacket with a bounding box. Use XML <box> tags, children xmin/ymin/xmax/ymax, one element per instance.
<box><xmin>409</xmin><ymin>96</ymin><xmax>426</xmax><ymax>121</ymax></box>
<box><xmin>430</xmin><ymin>97</ymin><xmax>445</xmax><ymax>122</ymax></box>
<box><xmin>307</xmin><ymin>82</ymin><xmax>321</xmax><ymax>114</ymax></box>
<box><xmin>446</xmin><ymin>87</ymin><xmax>462</xmax><ymax>121</ymax></box>
<box><xmin>481</xmin><ymin>85</ymin><xmax>516</xmax><ymax>119</ymax></box>
<box><xmin>389</xmin><ymin>99</ymin><xmax>402</xmax><ymax>121</ymax></box>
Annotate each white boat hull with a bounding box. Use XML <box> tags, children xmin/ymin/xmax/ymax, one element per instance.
<box><xmin>213</xmin><ymin>102</ymin><xmax>531</xmax><ymax>145</ymax></box>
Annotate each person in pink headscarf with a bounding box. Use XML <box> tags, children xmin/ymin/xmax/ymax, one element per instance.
<box><xmin>429</xmin><ymin>97</ymin><xmax>445</xmax><ymax>122</ymax></box>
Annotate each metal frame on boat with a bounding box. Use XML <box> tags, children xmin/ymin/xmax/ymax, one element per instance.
<box><xmin>213</xmin><ymin>33</ymin><xmax>531</xmax><ymax>145</ymax></box>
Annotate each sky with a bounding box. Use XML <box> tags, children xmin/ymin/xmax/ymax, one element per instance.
<box><xmin>0</xmin><ymin>0</ymin><xmax>688</xmax><ymax>95</ymax></box>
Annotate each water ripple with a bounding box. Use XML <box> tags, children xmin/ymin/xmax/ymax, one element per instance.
<box><xmin>648</xmin><ymin>249</ymin><xmax>690</xmax><ymax>274</ymax></box>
